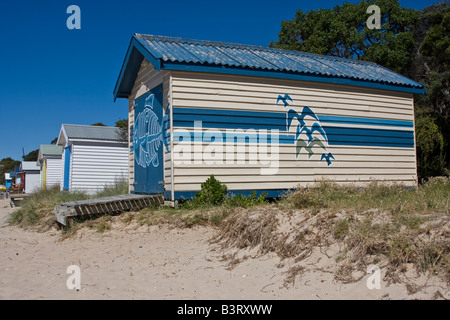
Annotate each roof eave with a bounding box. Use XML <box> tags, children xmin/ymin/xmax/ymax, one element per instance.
<box><xmin>162</xmin><ymin>61</ymin><xmax>426</xmax><ymax>95</ymax></box>
<box><xmin>113</xmin><ymin>35</ymin><xmax>162</xmax><ymax>101</ymax></box>
<box><xmin>69</xmin><ymin>138</ymin><xmax>128</xmax><ymax>144</ymax></box>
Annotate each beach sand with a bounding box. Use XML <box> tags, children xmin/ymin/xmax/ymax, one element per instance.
<box><xmin>0</xmin><ymin>198</ymin><xmax>447</xmax><ymax>300</ymax></box>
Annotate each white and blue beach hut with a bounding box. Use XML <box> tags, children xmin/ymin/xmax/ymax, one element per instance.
<box><xmin>56</xmin><ymin>124</ymin><xmax>129</xmax><ymax>194</ymax></box>
<box><xmin>114</xmin><ymin>34</ymin><xmax>424</xmax><ymax>200</ymax></box>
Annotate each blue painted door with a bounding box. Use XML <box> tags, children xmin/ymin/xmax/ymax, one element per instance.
<box><xmin>133</xmin><ymin>84</ymin><xmax>164</xmax><ymax>194</ymax></box>
<box><xmin>63</xmin><ymin>146</ymin><xmax>71</xmax><ymax>191</ymax></box>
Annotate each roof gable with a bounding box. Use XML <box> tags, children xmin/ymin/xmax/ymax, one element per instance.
<box><xmin>57</xmin><ymin>124</ymin><xmax>126</xmax><ymax>145</ymax></box>
<box><xmin>37</xmin><ymin>144</ymin><xmax>63</xmax><ymax>164</ymax></box>
<box><xmin>114</xmin><ymin>34</ymin><xmax>425</xmax><ymax>100</ymax></box>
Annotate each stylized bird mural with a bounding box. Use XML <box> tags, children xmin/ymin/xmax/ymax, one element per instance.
<box><xmin>296</xmin><ymin>137</ymin><xmax>327</xmax><ymax>159</ymax></box>
<box><xmin>280</xmin><ymin>95</ymin><xmax>335</xmax><ymax>166</ymax></box>
<box><xmin>133</xmin><ymin>94</ymin><xmax>170</xmax><ymax>168</ymax></box>
<box><xmin>321</xmin><ymin>153</ymin><xmax>336</xmax><ymax>166</ymax></box>
<box><xmin>277</xmin><ymin>94</ymin><xmax>294</xmax><ymax>108</ymax></box>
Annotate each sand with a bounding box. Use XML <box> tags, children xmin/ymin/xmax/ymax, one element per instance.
<box><xmin>0</xmin><ymin>198</ymin><xmax>447</xmax><ymax>300</ymax></box>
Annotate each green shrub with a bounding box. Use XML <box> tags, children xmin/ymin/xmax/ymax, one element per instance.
<box><xmin>415</xmin><ymin>110</ymin><xmax>446</xmax><ymax>180</ymax></box>
<box><xmin>187</xmin><ymin>175</ymin><xmax>228</xmax><ymax>207</ymax></box>
<box><xmin>183</xmin><ymin>175</ymin><xmax>268</xmax><ymax>209</ymax></box>
<box><xmin>226</xmin><ymin>191</ymin><xmax>268</xmax><ymax>208</ymax></box>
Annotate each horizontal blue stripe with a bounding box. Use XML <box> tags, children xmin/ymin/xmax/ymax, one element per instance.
<box><xmin>171</xmin><ymin>107</ymin><xmax>415</xmax><ymax>148</ymax></box>
<box><xmin>173</xmin><ymin>107</ymin><xmax>414</xmax><ymax>129</ymax></box>
<box><xmin>172</xmin><ymin>129</ymin><xmax>414</xmax><ymax>148</ymax></box>
<box><xmin>319</xmin><ymin>115</ymin><xmax>413</xmax><ymax>128</ymax></box>
<box><xmin>174</xmin><ymin>131</ymin><xmax>287</xmax><ymax>144</ymax></box>
<box><xmin>165</xmin><ymin>189</ymin><xmax>292</xmax><ymax>200</ymax></box>
<box><xmin>323</xmin><ymin>126</ymin><xmax>414</xmax><ymax>139</ymax></box>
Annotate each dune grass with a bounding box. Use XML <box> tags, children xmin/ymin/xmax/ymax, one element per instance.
<box><xmin>284</xmin><ymin>177</ymin><xmax>449</xmax><ymax>215</ymax></box>
<box><xmin>214</xmin><ymin>177</ymin><xmax>449</xmax><ymax>284</ymax></box>
<box><xmin>8</xmin><ymin>180</ymin><xmax>129</xmax><ymax>231</ymax></box>
<box><xmin>8</xmin><ymin>185</ymin><xmax>89</xmax><ymax>230</ymax></box>
<box><xmin>7</xmin><ymin>176</ymin><xmax>449</xmax><ymax>284</ymax></box>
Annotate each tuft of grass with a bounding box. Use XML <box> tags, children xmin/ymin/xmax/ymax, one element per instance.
<box><xmin>8</xmin><ymin>185</ymin><xmax>89</xmax><ymax>230</ymax></box>
<box><xmin>128</xmin><ymin>205</ymin><xmax>235</xmax><ymax>228</ymax></box>
<box><xmin>94</xmin><ymin>179</ymin><xmax>129</xmax><ymax>198</ymax></box>
<box><xmin>214</xmin><ymin>177</ymin><xmax>450</xmax><ymax>284</ymax></box>
<box><xmin>95</xmin><ymin>216</ymin><xmax>112</xmax><ymax>233</ymax></box>
<box><xmin>286</xmin><ymin>177</ymin><xmax>450</xmax><ymax>215</ymax></box>
<box><xmin>225</xmin><ymin>191</ymin><xmax>268</xmax><ymax>208</ymax></box>
<box><xmin>8</xmin><ymin>180</ymin><xmax>130</xmax><ymax>231</ymax></box>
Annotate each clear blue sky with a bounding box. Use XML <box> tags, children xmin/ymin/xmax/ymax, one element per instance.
<box><xmin>0</xmin><ymin>0</ymin><xmax>438</xmax><ymax>161</ymax></box>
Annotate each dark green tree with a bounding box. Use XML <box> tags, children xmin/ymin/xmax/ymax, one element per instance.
<box><xmin>0</xmin><ymin>157</ymin><xmax>21</xmax><ymax>185</ymax></box>
<box><xmin>22</xmin><ymin>149</ymin><xmax>39</xmax><ymax>161</ymax></box>
<box><xmin>115</xmin><ymin>118</ymin><xmax>128</xmax><ymax>141</ymax></box>
<box><xmin>414</xmin><ymin>108</ymin><xmax>446</xmax><ymax>178</ymax></box>
<box><xmin>270</xmin><ymin>0</ymin><xmax>419</xmax><ymax>74</ymax></box>
<box><xmin>115</xmin><ymin>119</ymin><xmax>128</xmax><ymax>129</ymax></box>
<box><xmin>410</xmin><ymin>3</ymin><xmax>450</xmax><ymax>179</ymax></box>
<box><xmin>272</xmin><ymin>0</ymin><xmax>449</xmax><ymax>179</ymax></box>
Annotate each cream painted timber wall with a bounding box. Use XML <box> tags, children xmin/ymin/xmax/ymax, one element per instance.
<box><xmin>169</xmin><ymin>71</ymin><xmax>417</xmax><ymax>193</ymax></box>
<box><xmin>127</xmin><ymin>59</ymin><xmax>418</xmax><ymax>199</ymax></box>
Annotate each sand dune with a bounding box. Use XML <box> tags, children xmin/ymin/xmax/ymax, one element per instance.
<box><xmin>0</xmin><ymin>199</ymin><xmax>447</xmax><ymax>300</ymax></box>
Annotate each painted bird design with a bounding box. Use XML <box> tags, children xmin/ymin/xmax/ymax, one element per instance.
<box><xmin>277</xmin><ymin>94</ymin><xmax>294</xmax><ymax>108</ymax></box>
<box><xmin>281</xmin><ymin>96</ymin><xmax>335</xmax><ymax>166</ymax></box>
<box><xmin>321</xmin><ymin>153</ymin><xmax>336</xmax><ymax>166</ymax></box>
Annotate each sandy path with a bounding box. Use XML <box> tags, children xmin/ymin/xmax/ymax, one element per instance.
<box><xmin>0</xmin><ymin>199</ymin><xmax>447</xmax><ymax>300</ymax></box>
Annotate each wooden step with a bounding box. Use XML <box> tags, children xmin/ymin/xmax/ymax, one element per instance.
<box><xmin>54</xmin><ymin>193</ymin><xmax>164</xmax><ymax>226</ymax></box>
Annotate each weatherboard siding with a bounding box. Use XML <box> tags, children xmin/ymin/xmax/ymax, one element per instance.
<box><xmin>24</xmin><ymin>172</ymin><xmax>40</xmax><ymax>194</ymax></box>
<box><xmin>171</xmin><ymin>72</ymin><xmax>414</xmax><ymax>121</ymax></box>
<box><xmin>169</xmin><ymin>71</ymin><xmax>417</xmax><ymax>194</ymax></box>
<box><xmin>45</xmin><ymin>158</ymin><xmax>62</xmax><ymax>188</ymax></box>
<box><xmin>69</xmin><ymin>143</ymin><xmax>129</xmax><ymax>194</ymax></box>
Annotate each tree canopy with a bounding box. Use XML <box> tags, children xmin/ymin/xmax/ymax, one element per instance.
<box><xmin>22</xmin><ymin>149</ymin><xmax>39</xmax><ymax>162</ymax></box>
<box><xmin>271</xmin><ymin>0</ymin><xmax>450</xmax><ymax>179</ymax></box>
<box><xmin>270</xmin><ymin>0</ymin><xmax>419</xmax><ymax>74</ymax></box>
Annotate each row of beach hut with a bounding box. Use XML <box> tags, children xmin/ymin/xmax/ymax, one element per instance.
<box><xmin>113</xmin><ymin>34</ymin><xmax>425</xmax><ymax>200</ymax></box>
<box><xmin>8</xmin><ymin>124</ymin><xmax>128</xmax><ymax>195</ymax></box>
<box><xmin>8</xmin><ymin>33</ymin><xmax>426</xmax><ymax>202</ymax></box>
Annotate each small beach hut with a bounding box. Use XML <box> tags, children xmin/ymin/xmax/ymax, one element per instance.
<box><xmin>4</xmin><ymin>173</ymin><xmax>12</xmax><ymax>191</ymax></box>
<box><xmin>56</xmin><ymin>124</ymin><xmax>129</xmax><ymax>194</ymax></box>
<box><xmin>19</xmin><ymin>161</ymin><xmax>41</xmax><ymax>194</ymax></box>
<box><xmin>37</xmin><ymin>144</ymin><xmax>63</xmax><ymax>189</ymax></box>
<box><xmin>114</xmin><ymin>34</ymin><xmax>425</xmax><ymax>200</ymax></box>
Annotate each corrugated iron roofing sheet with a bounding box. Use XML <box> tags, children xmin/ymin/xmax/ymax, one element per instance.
<box><xmin>39</xmin><ymin>145</ymin><xmax>63</xmax><ymax>156</ymax></box>
<box><xmin>62</xmin><ymin>124</ymin><xmax>125</xmax><ymax>142</ymax></box>
<box><xmin>134</xmin><ymin>34</ymin><xmax>423</xmax><ymax>89</ymax></box>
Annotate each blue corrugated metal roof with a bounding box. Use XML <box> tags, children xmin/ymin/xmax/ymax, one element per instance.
<box><xmin>114</xmin><ymin>34</ymin><xmax>425</xmax><ymax>99</ymax></box>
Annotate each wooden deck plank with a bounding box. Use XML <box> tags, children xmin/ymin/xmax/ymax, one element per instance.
<box><xmin>54</xmin><ymin>193</ymin><xmax>164</xmax><ymax>226</ymax></box>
